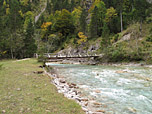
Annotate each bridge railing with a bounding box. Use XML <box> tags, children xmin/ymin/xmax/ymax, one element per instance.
<box><xmin>34</xmin><ymin>53</ymin><xmax>103</xmax><ymax>58</ymax></box>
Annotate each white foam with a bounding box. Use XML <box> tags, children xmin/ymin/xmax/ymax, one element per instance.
<box><xmin>97</xmin><ymin>88</ymin><xmax>130</xmax><ymax>100</ymax></box>
<box><xmin>99</xmin><ymin>78</ymin><xmax>108</xmax><ymax>83</ymax></box>
<box><xmin>136</xmin><ymin>95</ymin><xmax>147</xmax><ymax>100</ymax></box>
<box><xmin>79</xmin><ymin>85</ymin><xmax>90</xmax><ymax>89</ymax></box>
<box><xmin>89</xmin><ymin>92</ymin><xmax>99</xmax><ymax>98</ymax></box>
<box><xmin>116</xmin><ymin>78</ymin><xmax>132</xmax><ymax>85</ymax></box>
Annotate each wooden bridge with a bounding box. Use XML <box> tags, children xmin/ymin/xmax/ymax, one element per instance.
<box><xmin>35</xmin><ymin>53</ymin><xmax>103</xmax><ymax>59</ymax></box>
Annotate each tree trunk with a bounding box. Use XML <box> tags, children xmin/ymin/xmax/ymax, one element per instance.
<box><xmin>10</xmin><ymin>47</ymin><xmax>14</xmax><ymax>59</ymax></box>
<box><xmin>10</xmin><ymin>34</ymin><xmax>14</xmax><ymax>59</ymax></box>
<box><xmin>140</xmin><ymin>19</ymin><xmax>142</xmax><ymax>32</ymax></box>
<box><xmin>120</xmin><ymin>0</ymin><xmax>123</xmax><ymax>32</ymax></box>
<box><xmin>120</xmin><ymin>10</ymin><xmax>123</xmax><ymax>32</ymax></box>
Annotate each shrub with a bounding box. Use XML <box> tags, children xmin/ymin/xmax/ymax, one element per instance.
<box><xmin>100</xmin><ymin>46</ymin><xmax>126</xmax><ymax>62</ymax></box>
<box><xmin>108</xmin><ymin>47</ymin><xmax>127</xmax><ymax>62</ymax></box>
<box><xmin>0</xmin><ymin>64</ymin><xmax>3</xmax><ymax>70</ymax></box>
<box><xmin>38</xmin><ymin>54</ymin><xmax>47</xmax><ymax>63</ymax></box>
<box><xmin>145</xmin><ymin>53</ymin><xmax>152</xmax><ymax>64</ymax></box>
<box><xmin>101</xmin><ymin>44</ymin><xmax>143</xmax><ymax>63</ymax></box>
<box><xmin>146</xmin><ymin>14</ymin><xmax>152</xmax><ymax>23</ymax></box>
<box><xmin>111</xmin><ymin>34</ymin><xmax>119</xmax><ymax>43</ymax></box>
<box><xmin>146</xmin><ymin>36</ymin><xmax>152</xmax><ymax>42</ymax></box>
<box><xmin>129</xmin><ymin>51</ymin><xmax>143</xmax><ymax>61</ymax></box>
<box><xmin>45</xmin><ymin>65</ymin><xmax>53</xmax><ymax>72</ymax></box>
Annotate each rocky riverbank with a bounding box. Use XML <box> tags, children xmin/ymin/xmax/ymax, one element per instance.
<box><xmin>44</xmin><ymin>66</ymin><xmax>107</xmax><ymax>114</ymax></box>
<box><xmin>44</xmin><ymin>61</ymin><xmax>152</xmax><ymax>114</ymax></box>
<box><xmin>48</xmin><ymin>58</ymin><xmax>98</xmax><ymax>65</ymax></box>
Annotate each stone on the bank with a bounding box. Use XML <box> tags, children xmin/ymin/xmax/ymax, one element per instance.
<box><xmin>82</xmin><ymin>106</ymin><xmax>88</xmax><ymax>112</ymax></box>
<box><xmin>17</xmin><ymin>88</ymin><xmax>21</xmax><ymax>91</ymax></box>
<box><xmin>75</xmin><ymin>97</ymin><xmax>81</xmax><ymax>102</ymax></box>
<box><xmin>69</xmin><ymin>83</ymin><xmax>77</xmax><ymax>88</ymax></box>
<box><xmin>39</xmin><ymin>65</ymin><xmax>43</xmax><ymax>68</ymax></box>
<box><xmin>81</xmin><ymin>98</ymin><xmax>89</xmax><ymax>102</ymax></box>
<box><xmin>2</xmin><ymin>110</ymin><xmax>6</xmax><ymax>113</ymax></box>
<box><xmin>71</xmin><ymin>83</ymin><xmax>76</xmax><ymax>86</ymax></box>
<box><xmin>93</xmin><ymin>102</ymin><xmax>102</xmax><ymax>106</ymax></box>
<box><xmin>82</xmin><ymin>102</ymin><xmax>88</xmax><ymax>106</ymax></box>
<box><xmin>33</xmin><ymin>71</ymin><xmax>44</xmax><ymax>74</ymax></box>
<box><xmin>59</xmin><ymin>79</ymin><xmax>66</xmax><ymax>83</ymax></box>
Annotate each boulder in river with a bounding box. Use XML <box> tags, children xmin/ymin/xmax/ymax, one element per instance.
<box><xmin>94</xmin><ymin>90</ymin><xmax>101</xmax><ymax>93</ymax></box>
<box><xmin>115</xmin><ymin>70</ymin><xmax>127</xmax><ymax>73</ymax></box>
<box><xmin>128</xmin><ymin>107</ymin><xmax>137</xmax><ymax>113</ymax></box>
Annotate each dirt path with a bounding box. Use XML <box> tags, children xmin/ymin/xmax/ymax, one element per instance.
<box><xmin>35</xmin><ymin>0</ymin><xmax>47</xmax><ymax>23</ymax></box>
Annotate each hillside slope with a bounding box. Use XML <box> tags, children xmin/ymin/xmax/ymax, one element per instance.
<box><xmin>55</xmin><ymin>22</ymin><xmax>152</xmax><ymax>64</ymax></box>
<box><xmin>0</xmin><ymin>0</ymin><xmax>152</xmax><ymax>63</ymax></box>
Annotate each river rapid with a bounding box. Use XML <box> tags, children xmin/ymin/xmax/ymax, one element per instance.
<box><xmin>47</xmin><ymin>63</ymin><xmax>152</xmax><ymax>114</ymax></box>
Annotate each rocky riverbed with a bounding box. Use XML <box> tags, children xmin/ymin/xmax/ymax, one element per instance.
<box><xmin>45</xmin><ymin>62</ymin><xmax>152</xmax><ymax>114</ymax></box>
<box><xmin>44</xmin><ymin>67</ymin><xmax>106</xmax><ymax>114</ymax></box>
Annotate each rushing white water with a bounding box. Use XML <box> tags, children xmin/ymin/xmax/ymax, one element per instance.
<box><xmin>47</xmin><ymin>63</ymin><xmax>152</xmax><ymax>114</ymax></box>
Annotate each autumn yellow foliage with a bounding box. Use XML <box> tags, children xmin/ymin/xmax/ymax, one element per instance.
<box><xmin>88</xmin><ymin>0</ymin><xmax>101</xmax><ymax>12</ymax></box>
<box><xmin>6</xmin><ymin>8</ymin><xmax>10</xmax><ymax>15</ymax></box>
<box><xmin>105</xmin><ymin>7</ymin><xmax>117</xmax><ymax>22</ymax></box>
<box><xmin>18</xmin><ymin>10</ymin><xmax>24</xmax><ymax>17</ymax></box>
<box><xmin>41</xmin><ymin>22</ymin><xmax>52</xmax><ymax>31</ymax></box>
<box><xmin>0</xmin><ymin>51</ymin><xmax>7</xmax><ymax>56</ymax></box>
<box><xmin>77</xmin><ymin>32</ymin><xmax>87</xmax><ymax>45</ymax></box>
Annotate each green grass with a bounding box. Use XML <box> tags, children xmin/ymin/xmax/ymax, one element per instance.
<box><xmin>0</xmin><ymin>59</ymin><xmax>85</xmax><ymax>114</ymax></box>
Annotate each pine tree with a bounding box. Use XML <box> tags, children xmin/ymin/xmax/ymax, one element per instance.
<box><xmin>54</xmin><ymin>9</ymin><xmax>75</xmax><ymax>36</ymax></box>
<box><xmin>89</xmin><ymin>6</ymin><xmax>98</xmax><ymax>38</ymax></box>
<box><xmin>46</xmin><ymin>0</ymin><xmax>51</xmax><ymax>14</ymax></box>
<box><xmin>63</xmin><ymin>0</ymin><xmax>70</xmax><ymax>10</ymax></box>
<box><xmin>96</xmin><ymin>1</ymin><xmax>106</xmax><ymax>36</ymax></box>
<box><xmin>24</xmin><ymin>18</ymin><xmax>37</xmax><ymax>58</ymax></box>
<box><xmin>9</xmin><ymin>0</ymin><xmax>22</xmax><ymax>31</ymax></box>
<box><xmin>53</xmin><ymin>1</ymin><xmax>60</xmax><ymax>12</ymax></box>
<box><xmin>134</xmin><ymin>0</ymin><xmax>150</xmax><ymax>30</ymax></box>
<box><xmin>70</xmin><ymin>0</ymin><xmax>75</xmax><ymax>11</ymax></box>
<box><xmin>8</xmin><ymin>0</ymin><xmax>23</xmax><ymax>58</ymax></box>
<box><xmin>80</xmin><ymin>9</ymin><xmax>87</xmax><ymax>34</ymax></box>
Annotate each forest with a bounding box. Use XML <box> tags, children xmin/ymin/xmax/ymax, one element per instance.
<box><xmin>0</xmin><ymin>0</ymin><xmax>152</xmax><ymax>63</ymax></box>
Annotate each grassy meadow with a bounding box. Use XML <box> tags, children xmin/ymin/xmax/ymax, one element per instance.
<box><xmin>0</xmin><ymin>59</ymin><xmax>84</xmax><ymax>114</ymax></box>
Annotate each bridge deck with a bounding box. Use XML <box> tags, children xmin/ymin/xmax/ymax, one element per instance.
<box><xmin>47</xmin><ymin>56</ymin><xmax>100</xmax><ymax>59</ymax></box>
<box><xmin>35</xmin><ymin>53</ymin><xmax>103</xmax><ymax>59</ymax></box>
